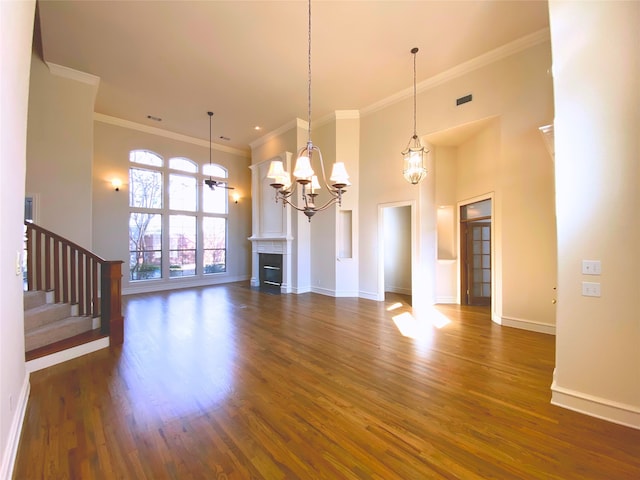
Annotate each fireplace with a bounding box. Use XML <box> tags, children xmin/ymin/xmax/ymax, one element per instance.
<box><xmin>249</xmin><ymin>153</ymin><xmax>293</xmax><ymax>294</ymax></box>
<box><xmin>259</xmin><ymin>253</ymin><xmax>283</xmax><ymax>292</ymax></box>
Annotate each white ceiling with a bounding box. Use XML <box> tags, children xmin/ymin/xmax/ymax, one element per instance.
<box><xmin>36</xmin><ymin>0</ymin><xmax>550</xmax><ymax>151</ymax></box>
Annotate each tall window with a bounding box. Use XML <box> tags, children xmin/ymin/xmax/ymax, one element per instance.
<box><xmin>128</xmin><ymin>150</ymin><xmax>228</xmax><ymax>281</ymax></box>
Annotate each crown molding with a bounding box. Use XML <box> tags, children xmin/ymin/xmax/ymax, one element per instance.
<box><xmin>46</xmin><ymin>62</ymin><xmax>100</xmax><ymax>87</ymax></box>
<box><xmin>94</xmin><ymin>113</ymin><xmax>250</xmax><ymax>158</ymax></box>
<box><xmin>239</xmin><ymin>28</ymin><xmax>549</xmax><ymax>150</ymax></box>
<box><xmin>249</xmin><ymin>118</ymin><xmax>308</xmax><ymax>150</ymax></box>
<box><xmin>333</xmin><ymin>110</ymin><xmax>360</xmax><ymax>120</ymax></box>
<box><xmin>362</xmin><ymin>28</ymin><xmax>550</xmax><ymax>117</ymax></box>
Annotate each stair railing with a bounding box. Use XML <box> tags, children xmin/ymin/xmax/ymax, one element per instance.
<box><xmin>24</xmin><ymin>222</ymin><xmax>124</xmax><ymax>345</ymax></box>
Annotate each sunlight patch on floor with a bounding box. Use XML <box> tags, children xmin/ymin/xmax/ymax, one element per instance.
<box><xmin>392</xmin><ymin>307</ymin><xmax>452</xmax><ymax>340</ymax></box>
<box><xmin>386</xmin><ymin>302</ymin><xmax>403</xmax><ymax>312</ymax></box>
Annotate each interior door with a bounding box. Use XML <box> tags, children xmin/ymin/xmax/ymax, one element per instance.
<box><xmin>464</xmin><ymin>221</ymin><xmax>491</xmax><ymax>306</ymax></box>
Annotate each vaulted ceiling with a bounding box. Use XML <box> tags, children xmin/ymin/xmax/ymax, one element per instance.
<box><xmin>36</xmin><ymin>1</ymin><xmax>549</xmax><ymax>151</ymax></box>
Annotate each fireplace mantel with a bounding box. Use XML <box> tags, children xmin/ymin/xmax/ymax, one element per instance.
<box><xmin>248</xmin><ymin>152</ymin><xmax>293</xmax><ymax>293</ymax></box>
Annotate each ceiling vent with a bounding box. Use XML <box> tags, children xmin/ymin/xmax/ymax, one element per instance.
<box><xmin>456</xmin><ymin>94</ymin><xmax>472</xmax><ymax>106</ymax></box>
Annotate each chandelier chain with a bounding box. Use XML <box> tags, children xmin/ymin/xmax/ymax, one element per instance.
<box><xmin>307</xmin><ymin>0</ymin><xmax>312</xmax><ymax>142</ymax></box>
<box><xmin>413</xmin><ymin>50</ymin><xmax>417</xmax><ymax>138</ymax></box>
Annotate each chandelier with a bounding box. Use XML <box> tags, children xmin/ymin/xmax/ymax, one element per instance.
<box><xmin>266</xmin><ymin>0</ymin><xmax>350</xmax><ymax>221</ymax></box>
<box><xmin>402</xmin><ymin>47</ymin><xmax>427</xmax><ymax>185</ymax></box>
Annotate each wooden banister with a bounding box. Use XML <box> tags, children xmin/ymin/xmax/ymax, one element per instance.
<box><xmin>24</xmin><ymin>222</ymin><xmax>124</xmax><ymax>346</ymax></box>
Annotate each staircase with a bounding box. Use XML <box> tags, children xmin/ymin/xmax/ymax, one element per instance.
<box><xmin>24</xmin><ymin>290</ymin><xmax>97</xmax><ymax>355</ymax></box>
<box><xmin>23</xmin><ymin>222</ymin><xmax>124</xmax><ymax>365</ymax></box>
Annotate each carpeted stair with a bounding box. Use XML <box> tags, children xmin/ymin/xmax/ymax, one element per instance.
<box><xmin>24</xmin><ymin>291</ymin><xmax>96</xmax><ymax>353</ymax></box>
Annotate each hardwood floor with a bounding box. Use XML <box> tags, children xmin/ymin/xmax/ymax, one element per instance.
<box><xmin>14</xmin><ymin>283</ymin><xmax>640</xmax><ymax>479</ymax></box>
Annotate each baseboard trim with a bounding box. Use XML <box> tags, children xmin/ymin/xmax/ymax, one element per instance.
<box><xmin>435</xmin><ymin>296</ymin><xmax>457</xmax><ymax>304</ymax></box>
<box><xmin>291</xmin><ymin>285</ymin><xmax>311</xmax><ymax>294</ymax></box>
<box><xmin>359</xmin><ymin>290</ymin><xmax>380</xmax><ymax>301</ymax></box>
<box><xmin>311</xmin><ymin>286</ymin><xmax>336</xmax><ymax>297</ymax></box>
<box><xmin>501</xmin><ymin>316</ymin><xmax>555</xmax><ymax>335</ymax></box>
<box><xmin>310</xmin><ymin>286</ymin><xmax>358</xmax><ymax>298</ymax></box>
<box><xmin>385</xmin><ymin>286</ymin><xmax>412</xmax><ymax>296</ymax></box>
<box><xmin>551</xmin><ymin>381</ymin><xmax>640</xmax><ymax>430</ymax></box>
<box><xmin>0</xmin><ymin>374</ymin><xmax>29</xmax><ymax>480</ymax></box>
<box><xmin>123</xmin><ymin>275</ymin><xmax>251</xmax><ymax>296</ymax></box>
<box><xmin>26</xmin><ymin>337</ymin><xmax>110</xmax><ymax>373</ymax></box>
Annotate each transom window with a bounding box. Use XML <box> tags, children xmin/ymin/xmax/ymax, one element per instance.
<box><xmin>128</xmin><ymin>149</ymin><xmax>228</xmax><ymax>281</ymax></box>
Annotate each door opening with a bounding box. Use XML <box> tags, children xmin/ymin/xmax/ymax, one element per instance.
<box><xmin>460</xmin><ymin>199</ymin><xmax>491</xmax><ymax>306</ymax></box>
<box><xmin>380</xmin><ymin>204</ymin><xmax>412</xmax><ymax>304</ymax></box>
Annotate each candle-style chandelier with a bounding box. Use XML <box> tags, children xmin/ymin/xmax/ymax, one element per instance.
<box><xmin>266</xmin><ymin>0</ymin><xmax>350</xmax><ymax>221</ymax></box>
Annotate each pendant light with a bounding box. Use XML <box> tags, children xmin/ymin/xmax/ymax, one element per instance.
<box><xmin>402</xmin><ymin>47</ymin><xmax>427</xmax><ymax>185</ymax></box>
<box><xmin>266</xmin><ymin>0</ymin><xmax>350</xmax><ymax>221</ymax></box>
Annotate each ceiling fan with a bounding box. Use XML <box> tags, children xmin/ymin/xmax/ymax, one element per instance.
<box><xmin>204</xmin><ymin>178</ymin><xmax>234</xmax><ymax>190</ymax></box>
<box><xmin>205</xmin><ymin>111</ymin><xmax>235</xmax><ymax>191</ymax></box>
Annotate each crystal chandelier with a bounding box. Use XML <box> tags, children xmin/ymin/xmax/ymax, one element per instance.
<box><xmin>402</xmin><ymin>47</ymin><xmax>427</xmax><ymax>185</ymax></box>
<box><xmin>267</xmin><ymin>0</ymin><xmax>350</xmax><ymax>221</ymax></box>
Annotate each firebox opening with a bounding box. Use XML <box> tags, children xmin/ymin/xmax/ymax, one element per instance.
<box><xmin>259</xmin><ymin>253</ymin><xmax>282</xmax><ymax>294</ymax></box>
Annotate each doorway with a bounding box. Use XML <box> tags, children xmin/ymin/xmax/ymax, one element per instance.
<box><xmin>379</xmin><ymin>203</ymin><xmax>413</xmax><ymax>303</ymax></box>
<box><xmin>460</xmin><ymin>198</ymin><xmax>492</xmax><ymax>306</ymax></box>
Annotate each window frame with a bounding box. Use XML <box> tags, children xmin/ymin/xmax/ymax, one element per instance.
<box><xmin>127</xmin><ymin>149</ymin><xmax>230</xmax><ymax>283</ymax></box>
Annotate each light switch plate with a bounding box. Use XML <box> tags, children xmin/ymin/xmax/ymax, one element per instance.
<box><xmin>582</xmin><ymin>281</ymin><xmax>601</xmax><ymax>297</ymax></box>
<box><xmin>582</xmin><ymin>260</ymin><xmax>601</xmax><ymax>275</ymax></box>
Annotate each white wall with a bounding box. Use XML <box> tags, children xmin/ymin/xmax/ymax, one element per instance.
<box><xmin>310</xmin><ymin>120</ymin><xmax>338</xmax><ymax>294</ymax></box>
<box><xmin>359</xmin><ymin>40</ymin><xmax>555</xmax><ymax>327</ymax></box>
<box><xmin>92</xmin><ymin>118</ymin><xmax>252</xmax><ymax>294</ymax></box>
<box><xmin>549</xmin><ymin>0</ymin><xmax>640</xmax><ymax>428</ymax></box>
<box><xmin>0</xmin><ymin>2</ymin><xmax>35</xmax><ymax>477</ymax></box>
<box><xmin>26</xmin><ymin>55</ymin><xmax>97</xmax><ymax>247</ymax></box>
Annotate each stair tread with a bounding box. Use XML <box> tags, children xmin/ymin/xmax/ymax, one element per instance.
<box><xmin>25</xmin><ymin>315</ymin><xmax>95</xmax><ymax>352</ymax></box>
<box><xmin>25</xmin><ymin>302</ymin><xmax>69</xmax><ymax>314</ymax></box>
<box><xmin>23</xmin><ymin>290</ymin><xmax>47</xmax><ymax>310</ymax></box>
<box><xmin>24</xmin><ymin>302</ymin><xmax>73</xmax><ymax>331</ymax></box>
<box><xmin>26</xmin><ymin>315</ymin><xmax>93</xmax><ymax>335</ymax></box>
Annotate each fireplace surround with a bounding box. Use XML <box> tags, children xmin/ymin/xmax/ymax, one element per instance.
<box><xmin>249</xmin><ymin>152</ymin><xmax>293</xmax><ymax>294</ymax></box>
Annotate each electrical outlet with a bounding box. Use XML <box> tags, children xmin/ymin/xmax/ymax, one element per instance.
<box><xmin>582</xmin><ymin>260</ymin><xmax>601</xmax><ymax>275</ymax></box>
<box><xmin>582</xmin><ymin>281</ymin><xmax>601</xmax><ymax>297</ymax></box>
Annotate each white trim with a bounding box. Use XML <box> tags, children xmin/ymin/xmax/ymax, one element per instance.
<box><xmin>94</xmin><ymin>113</ymin><xmax>250</xmax><ymax>158</ymax></box>
<box><xmin>310</xmin><ymin>286</ymin><xmax>359</xmax><ymax>298</ymax></box>
<box><xmin>385</xmin><ymin>286</ymin><xmax>412</xmax><ymax>296</ymax></box>
<box><xmin>46</xmin><ymin>62</ymin><xmax>100</xmax><ymax>87</ymax></box>
<box><xmin>26</xmin><ymin>337</ymin><xmax>110</xmax><ymax>373</ymax></box>
<box><xmin>123</xmin><ymin>275</ymin><xmax>250</xmax><ymax>296</ymax></box>
<box><xmin>359</xmin><ymin>290</ymin><xmax>379</xmax><ymax>301</ymax></box>
<box><xmin>292</xmin><ymin>285</ymin><xmax>312</xmax><ymax>294</ymax></box>
<box><xmin>500</xmin><ymin>316</ymin><xmax>555</xmax><ymax>335</ymax></box>
<box><xmin>435</xmin><ymin>296</ymin><xmax>457</xmax><ymax>304</ymax></box>
<box><xmin>0</xmin><ymin>375</ymin><xmax>29</xmax><ymax>480</ymax></box>
<box><xmin>311</xmin><ymin>286</ymin><xmax>336</xmax><ymax>297</ymax></box>
<box><xmin>249</xmin><ymin>118</ymin><xmax>308</xmax><ymax>150</ymax></box>
<box><xmin>315</xmin><ymin>109</ymin><xmax>361</xmax><ymax>129</ymax></box>
<box><xmin>362</xmin><ymin>28</ymin><xmax>550</xmax><ymax>117</ymax></box>
<box><xmin>551</xmin><ymin>381</ymin><xmax>640</xmax><ymax>430</ymax></box>
<box><xmin>333</xmin><ymin>110</ymin><xmax>360</xmax><ymax>120</ymax></box>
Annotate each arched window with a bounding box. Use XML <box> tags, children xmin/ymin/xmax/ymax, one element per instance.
<box><xmin>128</xmin><ymin>151</ymin><xmax>228</xmax><ymax>282</ymax></box>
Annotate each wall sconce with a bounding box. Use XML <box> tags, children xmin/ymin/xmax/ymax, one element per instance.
<box><xmin>231</xmin><ymin>192</ymin><xmax>240</xmax><ymax>204</ymax></box>
<box><xmin>111</xmin><ymin>178</ymin><xmax>123</xmax><ymax>191</ymax></box>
